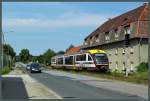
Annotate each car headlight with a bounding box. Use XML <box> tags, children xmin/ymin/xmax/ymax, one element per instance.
<box><xmin>32</xmin><ymin>68</ymin><xmax>35</xmax><ymax>70</ymax></box>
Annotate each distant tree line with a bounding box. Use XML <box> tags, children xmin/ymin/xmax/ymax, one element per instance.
<box><xmin>4</xmin><ymin>43</ymin><xmax>74</xmax><ymax>66</ymax></box>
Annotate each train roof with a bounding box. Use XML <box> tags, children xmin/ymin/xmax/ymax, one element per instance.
<box><xmin>51</xmin><ymin>49</ymin><xmax>106</xmax><ymax>58</ymax></box>
<box><xmin>87</xmin><ymin>49</ymin><xmax>106</xmax><ymax>54</ymax></box>
<box><xmin>64</xmin><ymin>49</ymin><xmax>106</xmax><ymax>56</ymax></box>
<box><xmin>51</xmin><ymin>54</ymin><xmax>64</xmax><ymax>58</ymax></box>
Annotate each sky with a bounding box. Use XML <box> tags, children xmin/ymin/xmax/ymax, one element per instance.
<box><xmin>2</xmin><ymin>2</ymin><xmax>144</xmax><ymax>56</ymax></box>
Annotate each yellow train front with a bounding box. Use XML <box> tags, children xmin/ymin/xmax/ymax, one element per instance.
<box><xmin>87</xmin><ymin>50</ymin><xmax>109</xmax><ymax>71</ymax></box>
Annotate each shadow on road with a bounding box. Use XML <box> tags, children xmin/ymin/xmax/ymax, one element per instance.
<box><xmin>2</xmin><ymin>77</ymin><xmax>28</xmax><ymax>99</ymax></box>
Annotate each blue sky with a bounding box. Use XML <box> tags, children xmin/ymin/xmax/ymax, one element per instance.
<box><xmin>2</xmin><ymin>2</ymin><xmax>144</xmax><ymax>56</ymax></box>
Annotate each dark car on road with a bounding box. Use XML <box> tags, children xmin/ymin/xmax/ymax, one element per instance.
<box><xmin>30</xmin><ymin>63</ymin><xmax>41</xmax><ymax>73</ymax></box>
<box><xmin>26</xmin><ymin>64</ymin><xmax>31</xmax><ymax>71</ymax></box>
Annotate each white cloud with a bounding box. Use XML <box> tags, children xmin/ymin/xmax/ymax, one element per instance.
<box><xmin>3</xmin><ymin>12</ymin><xmax>117</xmax><ymax>31</ymax></box>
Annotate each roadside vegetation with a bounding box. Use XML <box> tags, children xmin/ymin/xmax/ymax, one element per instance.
<box><xmin>1</xmin><ymin>44</ymin><xmax>16</xmax><ymax>75</ymax></box>
<box><xmin>1</xmin><ymin>66</ymin><xmax>11</xmax><ymax>75</ymax></box>
<box><xmin>49</xmin><ymin>62</ymin><xmax>148</xmax><ymax>85</ymax></box>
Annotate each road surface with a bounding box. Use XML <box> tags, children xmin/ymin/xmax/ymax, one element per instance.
<box><xmin>2</xmin><ymin>63</ymin><xmax>147</xmax><ymax>101</ymax></box>
<box><xmin>22</xmin><ymin>68</ymin><xmax>146</xmax><ymax>100</ymax></box>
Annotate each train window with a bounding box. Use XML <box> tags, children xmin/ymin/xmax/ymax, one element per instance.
<box><xmin>88</xmin><ymin>55</ymin><xmax>92</xmax><ymax>61</ymax></box>
<box><xmin>94</xmin><ymin>54</ymin><xmax>108</xmax><ymax>64</ymax></box>
<box><xmin>57</xmin><ymin>58</ymin><xmax>63</xmax><ymax>64</ymax></box>
<box><xmin>83</xmin><ymin>54</ymin><xmax>86</xmax><ymax>61</ymax></box>
<box><xmin>76</xmin><ymin>55</ymin><xmax>81</xmax><ymax>61</ymax></box>
<box><xmin>65</xmin><ymin>56</ymin><xmax>73</xmax><ymax>65</ymax></box>
<box><xmin>52</xmin><ymin>59</ymin><xmax>56</xmax><ymax>62</ymax></box>
<box><xmin>76</xmin><ymin>54</ymin><xmax>86</xmax><ymax>61</ymax></box>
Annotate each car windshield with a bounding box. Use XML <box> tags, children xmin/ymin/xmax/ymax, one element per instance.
<box><xmin>31</xmin><ymin>63</ymin><xmax>40</xmax><ymax>68</ymax></box>
<box><xmin>94</xmin><ymin>54</ymin><xmax>108</xmax><ymax>64</ymax></box>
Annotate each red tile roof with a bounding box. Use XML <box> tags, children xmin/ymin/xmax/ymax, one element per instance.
<box><xmin>85</xmin><ymin>3</ymin><xmax>148</xmax><ymax>39</ymax></box>
<box><xmin>65</xmin><ymin>45</ymin><xmax>82</xmax><ymax>55</ymax></box>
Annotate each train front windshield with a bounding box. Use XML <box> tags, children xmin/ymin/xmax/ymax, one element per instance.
<box><xmin>94</xmin><ymin>54</ymin><xmax>108</xmax><ymax>64</ymax></box>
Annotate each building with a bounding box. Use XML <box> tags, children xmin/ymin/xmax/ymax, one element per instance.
<box><xmin>65</xmin><ymin>45</ymin><xmax>82</xmax><ymax>55</ymax></box>
<box><xmin>82</xmin><ymin>3</ymin><xmax>148</xmax><ymax>72</ymax></box>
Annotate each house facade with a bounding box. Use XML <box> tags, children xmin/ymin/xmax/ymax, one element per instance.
<box><xmin>81</xmin><ymin>3</ymin><xmax>148</xmax><ymax>72</ymax></box>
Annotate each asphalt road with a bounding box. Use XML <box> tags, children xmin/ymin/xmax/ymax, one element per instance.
<box><xmin>16</xmin><ymin>62</ymin><xmax>144</xmax><ymax>101</ymax></box>
<box><xmin>25</xmin><ymin>72</ymin><xmax>141</xmax><ymax>100</ymax></box>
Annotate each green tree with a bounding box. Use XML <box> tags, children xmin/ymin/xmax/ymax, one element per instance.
<box><xmin>19</xmin><ymin>49</ymin><xmax>30</xmax><ymax>63</ymax></box>
<box><xmin>3</xmin><ymin>44</ymin><xmax>16</xmax><ymax>58</ymax></box>
<box><xmin>56</xmin><ymin>50</ymin><xmax>65</xmax><ymax>55</ymax></box>
<box><xmin>43</xmin><ymin>49</ymin><xmax>56</xmax><ymax>65</ymax></box>
<box><xmin>32</xmin><ymin>55</ymin><xmax>44</xmax><ymax>63</ymax></box>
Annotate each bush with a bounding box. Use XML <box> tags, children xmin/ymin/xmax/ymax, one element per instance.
<box><xmin>1</xmin><ymin>66</ymin><xmax>11</xmax><ymax>75</ymax></box>
<box><xmin>136</xmin><ymin>62</ymin><xmax>148</xmax><ymax>73</ymax></box>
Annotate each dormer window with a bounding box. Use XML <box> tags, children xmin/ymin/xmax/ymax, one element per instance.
<box><xmin>124</xmin><ymin>17</ymin><xmax>128</xmax><ymax>21</ymax></box>
<box><xmin>89</xmin><ymin>37</ymin><xmax>93</xmax><ymax>45</ymax></box>
<box><xmin>84</xmin><ymin>42</ymin><xmax>87</xmax><ymax>45</ymax></box>
<box><xmin>124</xmin><ymin>25</ymin><xmax>131</xmax><ymax>35</ymax></box>
<box><xmin>114</xmin><ymin>29</ymin><xmax>119</xmax><ymax>40</ymax></box>
<box><xmin>90</xmin><ymin>41</ymin><xmax>93</xmax><ymax>45</ymax></box>
<box><xmin>95</xmin><ymin>34</ymin><xmax>99</xmax><ymax>43</ymax></box>
<box><xmin>105</xmin><ymin>32</ymin><xmax>110</xmax><ymax>42</ymax></box>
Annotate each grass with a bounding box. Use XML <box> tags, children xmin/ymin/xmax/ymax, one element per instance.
<box><xmin>1</xmin><ymin>66</ymin><xmax>11</xmax><ymax>75</ymax></box>
<box><xmin>48</xmin><ymin>66</ymin><xmax>148</xmax><ymax>85</ymax></box>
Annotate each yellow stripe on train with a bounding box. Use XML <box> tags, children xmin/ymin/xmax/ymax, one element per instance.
<box><xmin>87</xmin><ymin>49</ymin><xmax>106</xmax><ymax>54</ymax></box>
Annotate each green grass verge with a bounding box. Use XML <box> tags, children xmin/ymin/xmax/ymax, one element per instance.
<box><xmin>48</xmin><ymin>66</ymin><xmax>148</xmax><ymax>85</ymax></box>
<box><xmin>1</xmin><ymin>66</ymin><xmax>11</xmax><ymax>75</ymax></box>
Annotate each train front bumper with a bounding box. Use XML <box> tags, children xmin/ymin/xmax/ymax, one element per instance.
<box><xmin>96</xmin><ymin>64</ymin><xmax>109</xmax><ymax>70</ymax></box>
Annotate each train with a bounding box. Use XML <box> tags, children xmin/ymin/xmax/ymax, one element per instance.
<box><xmin>51</xmin><ymin>49</ymin><xmax>109</xmax><ymax>71</ymax></box>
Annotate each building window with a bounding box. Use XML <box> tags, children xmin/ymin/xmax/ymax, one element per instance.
<box><xmin>109</xmin><ymin>61</ymin><xmax>112</xmax><ymax>64</ymax></box>
<box><xmin>130</xmin><ymin>61</ymin><xmax>134</xmax><ymax>71</ymax></box>
<box><xmin>109</xmin><ymin>53</ymin><xmax>111</xmax><ymax>56</ymax></box>
<box><xmin>105</xmin><ymin>32</ymin><xmax>110</xmax><ymax>42</ymax></box>
<box><xmin>115</xmin><ymin>48</ymin><xmax>118</xmax><ymax>55</ymax></box>
<box><xmin>115</xmin><ymin>61</ymin><xmax>118</xmax><ymax>70</ymax></box>
<box><xmin>84</xmin><ymin>39</ymin><xmax>88</xmax><ymax>45</ymax></box>
<box><xmin>130</xmin><ymin>47</ymin><xmax>134</xmax><ymax>54</ymax></box>
<box><xmin>122</xmin><ymin>48</ymin><xmax>125</xmax><ymax>54</ymax></box>
<box><xmin>123</xmin><ymin>62</ymin><xmax>125</xmax><ymax>71</ymax></box>
<box><xmin>89</xmin><ymin>36</ymin><xmax>93</xmax><ymax>45</ymax></box>
<box><xmin>114</xmin><ymin>29</ymin><xmax>119</xmax><ymax>40</ymax></box>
